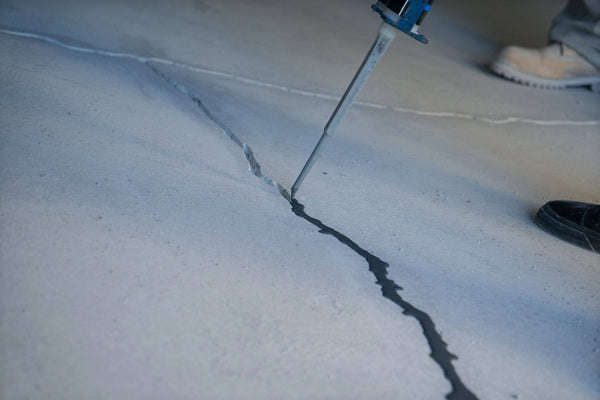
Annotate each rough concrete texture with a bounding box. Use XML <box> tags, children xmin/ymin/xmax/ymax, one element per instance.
<box><xmin>1</xmin><ymin>1</ymin><xmax>599</xmax><ymax>399</ymax></box>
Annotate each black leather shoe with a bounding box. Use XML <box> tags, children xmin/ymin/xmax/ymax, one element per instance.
<box><xmin>536</xmin><ymin>201</ymin><xmax>600</xmax><ymax>253</ymax></box>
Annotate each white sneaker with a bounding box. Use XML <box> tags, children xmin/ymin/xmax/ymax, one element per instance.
<box><xmin>492</xmin><ymin>43</ymin><xmax>600</xmax><ymax>92</ymax></box>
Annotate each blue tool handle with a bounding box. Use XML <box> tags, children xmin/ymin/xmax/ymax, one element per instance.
<box><xmin>372</xmin><ymin>0</ymin><xmax>433</xmax><ymax>43</ymax></box>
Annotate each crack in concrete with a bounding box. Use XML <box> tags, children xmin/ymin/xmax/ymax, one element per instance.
<box><xmin>146</xmin><ymin>63</ymin><xmax>292</xmax><ymax>202</ymax></box>
<box><xmin>4</xmin><ymin>25</ymin><xmax>482</xmax><ymax>398</ymax></box>
<box><xmin>291</xmin><ymin>200</ymin><xmax>479</xmax><ymax>400</ymax></box>
<box><xmin>2</xmin><ymin>27</ymin><xmax>599</xmax><ymax>127</ymax></box>
<box><xmin>146</xmin><ymin>63</ymin><xmax>479</xmax><ymax>400</ymax></box>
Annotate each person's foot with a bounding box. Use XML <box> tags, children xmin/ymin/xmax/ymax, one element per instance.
<box><xmin>492</xmin><ymin>43</ymin><xmax>600</xmax><ymax>92</ymax></box>
<box><xmin>536</xmin><ymin>201</ymin><xmax>600</xmax><ymax>253</ymax></box>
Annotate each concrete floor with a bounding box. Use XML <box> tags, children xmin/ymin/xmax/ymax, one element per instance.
<box><xmin>1</xmin><ymin>1</ymin><xmax>599</xmax><ymax>399</ymax></box>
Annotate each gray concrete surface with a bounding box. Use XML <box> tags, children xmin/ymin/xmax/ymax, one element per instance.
<box><xmin>1</xmin><ymin>1</ymin><xmax>599</xmax><ymax>399</ymax></box>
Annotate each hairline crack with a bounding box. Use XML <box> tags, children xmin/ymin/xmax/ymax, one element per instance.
<box><xmin>1</xmin><ymin>27</ymin><xmax>598</xmax><ymax>127</ymax></box>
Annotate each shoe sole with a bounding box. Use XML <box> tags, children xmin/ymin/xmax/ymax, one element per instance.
<box><xmin>535</xmin><ymin>203</ymin><xmax>600</xmax><ymax>254</ymax></box>
<box><xmin>492</xmin><ymin>61</ymin><xmax>600</xmax><ymax>93</ymax></box>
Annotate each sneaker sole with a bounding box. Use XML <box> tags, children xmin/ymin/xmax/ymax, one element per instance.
<box><xmin>535</xmin><ymin>203</ymin><xmax>600</xmax><ymax>253</ymax></box>
<box><xmin>492</xmin><ymin>61</ymin><xmax>600</xmax><ymax>93</ymax></box>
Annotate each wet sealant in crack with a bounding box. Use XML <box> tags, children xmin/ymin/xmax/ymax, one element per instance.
<box><xmin>148</xmin><ymin>62</ymin><xmax>478</xmax><ymax>399</ymax></box>
<box><xmin>291</xmin><ymin>200</ymin><xmax>479</xmax><ymax>400</ymax></box>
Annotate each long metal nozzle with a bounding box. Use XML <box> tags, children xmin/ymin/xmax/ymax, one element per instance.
<box><xmin>291</xmin><ymin>22</ymin><xmax>397</xmax><ymax>199</ymax></box>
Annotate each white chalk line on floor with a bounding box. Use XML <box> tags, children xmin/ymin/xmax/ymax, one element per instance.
<box><xmin>2</xmin><ymin>28</ymin><xmax>599</xmax><ymax>127</ymax></box>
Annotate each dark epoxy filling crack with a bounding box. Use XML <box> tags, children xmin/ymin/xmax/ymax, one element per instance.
<box><xmin>148</xmin><ymin>62</ymin><xmax>478</xmax><ymax>399</ymax></box>
<box><xmin>290</xmin><ymin>200</ymin><xmax>478</xmax><ymax>400</ymax></box>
